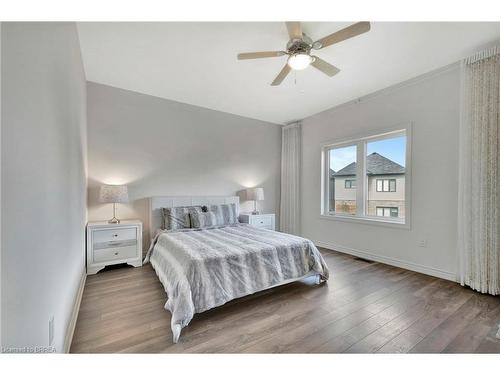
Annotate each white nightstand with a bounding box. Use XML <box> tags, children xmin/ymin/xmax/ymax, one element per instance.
<box><xmin>239</xmin><ymin>213</ymin><xmax>275</xmax><ymax>231</ymax></box>
<box><xmin>86</xmin><ymin>220</ymin><xmax>143</xmax><ymax>275</ymax></box>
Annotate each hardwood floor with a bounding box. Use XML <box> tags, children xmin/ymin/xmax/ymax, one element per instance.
<box><xmin>70</xmin><ymin>248</ymin><xmax>500</xmax><ymax>353</ymax></box>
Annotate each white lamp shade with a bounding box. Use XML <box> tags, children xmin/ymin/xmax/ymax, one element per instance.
<box><xmin>246</xmin><ymin>187</ymin><xmax>264</xmax><ymax>201</ymax></box>
<box><xmin>99</xmin><ymin>184</ymin><xmax>129</xmax><ymax>204</ymax></box>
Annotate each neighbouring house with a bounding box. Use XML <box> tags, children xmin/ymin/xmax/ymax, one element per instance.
<box><xmin>330</xmin><ymin>152</ymin><xmax>406</xmax><ymax>218</ymax></box>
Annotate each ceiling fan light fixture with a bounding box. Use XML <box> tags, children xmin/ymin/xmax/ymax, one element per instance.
<box><xmin>287</xmin><ymin>53</ymin><xmax>312</xmax><ymax>70</ymax></box>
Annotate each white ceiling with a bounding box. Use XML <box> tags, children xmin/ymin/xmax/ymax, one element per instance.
<box><xmin>77</xmin><ymin>22</ymin><xmax>500</xmax><ymax>124</ymax></box>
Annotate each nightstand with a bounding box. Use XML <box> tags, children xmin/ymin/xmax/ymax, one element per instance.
<box><xmin>239</xmin><ymin>213</ymin><xmax>275</xmax><ymax>231</ymax></box>
<box><xmin>86</xmin><ymin>220</ymin><xmax>143</xmax><ymax>275</ymax></box>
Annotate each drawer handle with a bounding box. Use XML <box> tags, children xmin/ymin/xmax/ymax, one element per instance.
<box><xmin>112</xmin><ymin>234</ymin><xmax>118</xmax><ymax>237</ymax></box>
<box><xmin>114</xmin><ymin>252</ymin><xmax>119</xmax><ymax>256</ymax></box>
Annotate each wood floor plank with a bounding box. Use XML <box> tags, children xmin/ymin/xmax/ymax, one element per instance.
<box><xmin>313</xmin><ymin>278</ymin><xmax>446</xmax><ymax>353</ymax></box>
<box><xmin>409</xmin><ymin>294</ymin><xmax>488</xmax><ymax>353</ymax></box>
<box><xmin>443</xmin><ymin>299</ymin><xmax>500</xmax><ymax>353</ymax></box>
<box><xmin>235</xmin><ymin>273</ymin><xmax>436</xmax><ymax>353</ymax></box>
<box><xmin>376</xmin><ymin>284</ymin><xmax>476</xmax><ymax>353</ymax></box>
<box><xmin>70</xmin><ymin>248</ymin><xmax>500</xmax><ymax>353</ymax></box>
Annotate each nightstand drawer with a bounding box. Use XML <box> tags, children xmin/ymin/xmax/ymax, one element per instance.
<box><xmin>93</xmin><ymin>245</ymin><xmax>137</xmax><ymax>263</ymax></box>
<box><xmin>93</xmin><ymin>227</ymin><xmax>137</xmax><ymax>244</ymax></box>
<box><xmin>251</xmin><ymin>216</ymin><xmax>272</xmax><ymax>226</ymax></box>
<box><xmin>93</xmin><ymin>239</ymin><xmax>137</xmax><ymax>250</ymax></box>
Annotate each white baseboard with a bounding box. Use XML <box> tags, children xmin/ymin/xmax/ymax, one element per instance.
<box><xmin>63</xmin><ymin>270</ymin><xmax>86</xmax><ymax>353</ymax></box>
<box><xmin>314</xmin><ymin>239</ymin><xmax>457</xmax><ymax>282</ymax></box>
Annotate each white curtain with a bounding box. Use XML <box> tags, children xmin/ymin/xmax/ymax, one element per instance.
<box><xmin>458</xmin><ymin>46</ymin><xmax>500</xmax><ymax>295</ymax></box>
<box><xmin>280</xmin><ymin>122</ymin><xmax>301</xmax><ymax>234</ymax></box>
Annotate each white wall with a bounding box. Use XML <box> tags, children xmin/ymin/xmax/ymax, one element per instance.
<box><xmin>87</xmin><ymin>82</ymin><xmax>282</xmax><ymax>246</ymax></box>
<box><xmin>301</xmin><ymin>65</ymin><xmax>460</xmax><ymax>280</ymax></box>
<box><xmin>1</xmin><ymin>23</ymin><xmax>87</xmax><ymax>352</ymax></box>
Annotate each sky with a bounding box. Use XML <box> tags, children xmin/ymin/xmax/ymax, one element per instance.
<box><xmin>330</xmin><ymin>135</ymin><xmax>406</xmax><ymax>172</ymax></box>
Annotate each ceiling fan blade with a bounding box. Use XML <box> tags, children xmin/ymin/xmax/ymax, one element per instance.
<box><xmin>286</xmin><ymin>22</ymin><xmax>303</xmax><ymax>40</ymax></box>
<box><xmin>237</xmin><ymin>51</ymin><xmax>287</xmax><ymax>60</ymax></box>
<box><xmin>311</xmin><ymin>57</ymin><xmax>340</xmax><ymax>77</ymax></box>
<box><xmin>271</xmin><ymin>64</ymin><xmax>291</xmax><ymax>86</ymax></box>
<box><xmin>313</xmin><ymin>22</ymin><xmax>370</xmax><ymax>49</ymax></box>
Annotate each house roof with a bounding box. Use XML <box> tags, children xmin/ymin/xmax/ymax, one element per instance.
<box><xmin>332</xmin><ymin>152</ymin><xmax>405</xmax><ymax>177</ymax></box>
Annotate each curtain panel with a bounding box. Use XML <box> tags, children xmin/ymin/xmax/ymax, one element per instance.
<box><xmin>458</xmin><ymin>46</ymin><xmax>500</xmax><ymax>295</ymax></box>
<box><xmin>280</xmin><ymin>122</ymin><xmax>301</xmax><ymax>235</ymax></box>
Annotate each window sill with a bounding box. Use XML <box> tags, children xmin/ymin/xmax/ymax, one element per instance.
<box><xmin>319</xmin><ymin>214</ymin><xmax>410</xmax><ymax>230</ymax></box>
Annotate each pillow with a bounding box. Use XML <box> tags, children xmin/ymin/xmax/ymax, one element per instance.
<box><xmin>162</xmin><ymin>206</ymin><xmax>202</xmax><ymax>230</ymax></box>
<box><xmin>209</xmin><ymin>203</ymin><xmax>238</xmax><ymax>225</ymax></box>
<box><xmin>190</xmin><ymin>211</ymin><xmax>218</xmax><ymax>229</ymax></box>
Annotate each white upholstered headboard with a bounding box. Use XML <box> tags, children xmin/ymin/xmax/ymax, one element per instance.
<box><xmin>148</xmin><ymin>196</ymin><xmax>240</xmax><ymax>240</ymax></box>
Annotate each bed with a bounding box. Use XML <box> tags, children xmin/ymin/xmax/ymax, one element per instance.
<box><xmin>144</xmin><ymin>196</ymin><xmax>329</xmax><ymax>343</ymax></box>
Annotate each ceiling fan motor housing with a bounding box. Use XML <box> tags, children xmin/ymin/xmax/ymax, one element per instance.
<box><xmin>286</xmin><ymin>34</ymin><xmax>313</xmax><ymax>55</ymax></box>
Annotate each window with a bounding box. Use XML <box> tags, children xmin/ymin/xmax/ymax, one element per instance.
<box><xmin>322</xmin><ymin>128</ymin><xmax>409</xmax><ymax>226</ymax></box>
<box><xmin>376</xmin><ymin>207</ymin><xmax>399</xmax><ymax>218</ymax></box>
<box><xmin>327</xmin><ymin>145</ymin><xmax>357</xmax><ymax>215</ymax></box>
<box><xmin>345</xmin><ymin>179</ymin><xmax>356</xmax><ymax>189</ymax></box>
<box><xmin>376</xmin><ymin>179</ymin><xmax>396</xmax><ymax>192</ymax></box>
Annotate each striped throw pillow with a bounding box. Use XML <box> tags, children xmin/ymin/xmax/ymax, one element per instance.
<box><xmin>209</xmin><ymin>203</ymin><xmax>238</xmax><ymax>225</ymax></box>
<box><xmin>190</xmin><ymin>211</ymin><xmax>218</xmax><ymax>229</ymax></box>
<box><xmin>162</xmin><ymin>206</ymin><xmax>202</xmax><ymax>230</ymax></box>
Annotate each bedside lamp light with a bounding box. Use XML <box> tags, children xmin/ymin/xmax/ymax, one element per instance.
<box><xmin>246</xmin><ymin>187</ymin><xmax>264</xmax><ymax>215</ymax></box>
<box><xmin>99</xmin><ymin>184</ymin><xmax>129</xmax><ymax>224</ymax></box>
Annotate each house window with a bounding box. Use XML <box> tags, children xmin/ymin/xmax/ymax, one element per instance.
<box><xmin>345</xmin><ymin>179</ymin><xmax>356</xmax><ymax>189</ymax></box>
<box><xmin>322</xmin><ymin>127</ymin><xmax>409</xmax><ymax>225</ymax></box>
<box><xmin>376</xmin><ymin>207</ymin><xmax>399</xmax><ymax>218</ymax></box>
<box><xmin>376</xmin><ymin>179</ymin><xmax>396</xmax><ymax>192</ymax></box>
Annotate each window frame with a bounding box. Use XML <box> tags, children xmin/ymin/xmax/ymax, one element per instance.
<box><xmin>376</xmin><ymin>178</ymin><xmax>397</xmax><ymax>192</ymax></box>
<box><xmin>321</xmin><ymin>123</ymin><xmax>412</xmax><ymax>229</ymax></box>
<box><xmin>344</xmin><ymin>179</ymin><xmax>356</xmax><ymax>189</ymax></box>
<box><xmin>376</xmin><ymin>206</ymin><xmax>399</xmax><ymax>218</ymax></box>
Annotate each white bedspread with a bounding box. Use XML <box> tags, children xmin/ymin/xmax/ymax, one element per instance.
<box><xmin>144</xmin><ymin>223</ymin><xmax>329</xmax><ymax>342</ymax></box>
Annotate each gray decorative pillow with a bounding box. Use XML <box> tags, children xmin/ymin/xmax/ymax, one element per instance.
<box><xmin>209</xmin><ymin>203</ymin><xmax>238</xmax><ymax>225</ymax></box>
<box><xmin>190</xmin><ymin>211</ymin><xmax>218</xmax><ymax>229</ymax></box>
<box><xmin>162</xmin><ymin>206</ymin><xmax>202</xmax><ymax>230</ymax></box>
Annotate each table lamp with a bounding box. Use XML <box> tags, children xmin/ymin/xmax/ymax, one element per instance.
<box><xmin>99</xmin><ymin>184</ymin><xmax>129</xmax><ymax>224</ymax></box>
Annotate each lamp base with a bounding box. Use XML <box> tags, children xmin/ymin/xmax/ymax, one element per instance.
<box><xmin>108</xmin><ymin>217</ymin><xmax>120</xmax><ymax>224</ymax></box>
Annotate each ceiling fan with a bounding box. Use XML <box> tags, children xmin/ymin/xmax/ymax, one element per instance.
<box><xmin>237</xmin><ymin>22</ymin><xmax>370</xmax><ymax>86</ymax></box>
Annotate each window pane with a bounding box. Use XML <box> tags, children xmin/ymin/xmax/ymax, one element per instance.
<box><xmin>366</xmin><ymin>133</ymin><xmax>406</xmax><ymax>219</ymax></box>
<box><xmin>383</xmin><ymin>179</ymin><xmax>389</xmax><ymax>192</ymax></box>
<box><xmin>329</xmin><ymin>145</ymin><xmax>357</xmax><ymax>215</ymax></box>
<box><xmin>344</xmin><ymin>179</ymin><xmax>356</xmax><ymax>189</ymax></box>
<box><xmin>389</xmin><ymin>179</ymin><xmax>396</xmax><ymax>192</ymax></box>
